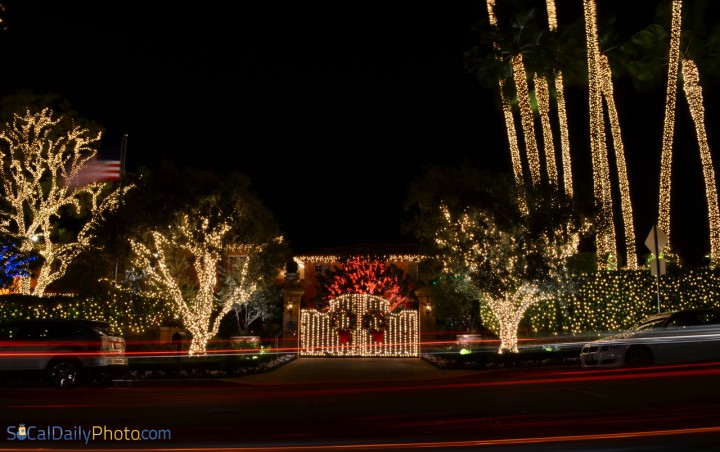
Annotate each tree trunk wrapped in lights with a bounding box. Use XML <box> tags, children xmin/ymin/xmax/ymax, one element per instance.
<box><xmin>0</xmin><ymin>108</ymin><xmax>130</xmax><ymax>295</ymax></box>
<box><xmin>484</xmin><ymin>283</ymin><xmax>545</xmax><ymax>353</ymax></box>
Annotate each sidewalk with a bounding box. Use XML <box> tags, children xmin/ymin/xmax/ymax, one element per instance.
<box><xmin>222</xmin><ymin>357</ymin><xmax>482</xmax><ymax>385</ymax></box>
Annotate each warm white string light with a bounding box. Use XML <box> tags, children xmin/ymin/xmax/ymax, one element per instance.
<box><xmin>534</xmin><ymin>73</ymin><xmax>558</xmax><ymax>185</ymax></box>
<box><xmin>512</xmin><ymin>53</ymin><xmax>542</xmax><ymax>187</ymax></box>
<box><xmin>294</xmin><ymin>254</ymin><xmax>424</xmax><ymax>264</ymax></box>
<box><xmin>554</xmin><ymin>70</ymin><xmax>574</xmax><ymax>198</ymax></box>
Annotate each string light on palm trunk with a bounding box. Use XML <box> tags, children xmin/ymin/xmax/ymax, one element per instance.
<box><xmin>681</xmin><ymin>58</ymin><xmax>720</xmax><ymax>264</ymax></box>
<box><xmin>584</xmin><ymin>0</ymin><xmax>618</xmax><ymax>269</ymax></box>
<box><xmin>658</xmin><ymin>0</ymin><xmax>683</xmax><ymax>244</ymax></box>
<box><xmin>486</xmin><ymin>0</ymin><xmax>528</xmax><ymax>215</ymax></box>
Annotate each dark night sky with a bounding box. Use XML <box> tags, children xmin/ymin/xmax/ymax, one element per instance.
<box><xmin>2</xmin><ymin>1</ymin><xmax>720</xmax><ymax>265</ymax></box>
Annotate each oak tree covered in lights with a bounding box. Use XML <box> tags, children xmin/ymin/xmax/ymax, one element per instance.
<box><xmin>127</xmin><ymin>172</ymin><xmax>286</xmax><ymax>355</ymax></box>
<box><xmin>314</xmin><ymin>256</ymin><xmax>410</xmax><ymax>312</ymax></box>
<box><xmin>438</xmin><ymin>195</ymin><xmax>585</xmax><ymax>352</ymax></box>
<box><xmin>0</xmin><ymin>108</ymin><xmax>129</xmax><ymax>295</ymax></box>
<box><xmin>406</xmin><ymin>165</ymin><xmax>588</xmax><ymax>353</ymax></box>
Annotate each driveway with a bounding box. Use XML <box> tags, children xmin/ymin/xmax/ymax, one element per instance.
<box><xmin>225</xmin><ymin>356</ymin><xmax>481</xmax><ymax>385</ymax></box>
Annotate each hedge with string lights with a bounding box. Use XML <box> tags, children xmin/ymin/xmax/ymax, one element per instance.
<box><xmin>515</xmin><ymin>267</ymin><xmax>720</xmax><ymax>335</ymax></box>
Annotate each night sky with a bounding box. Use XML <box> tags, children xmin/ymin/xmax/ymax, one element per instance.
<box><xmin>1</xmin><ymin>1</ymin><xmax>720</xmax><ymax>265</ymax></box>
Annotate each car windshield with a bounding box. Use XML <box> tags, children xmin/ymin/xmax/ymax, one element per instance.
<box><xmin>634</xmin><ymin>317</ymin><xmax>668</xmax><ymax>331</ymax></box>
<box><xmin>86</xmin><ymin>321</ymin><xmax>121</xmax><ymax>337</ymax></box>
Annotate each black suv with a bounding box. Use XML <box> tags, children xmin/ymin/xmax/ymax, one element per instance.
<box><xmin>0</xmin><ymin>319</ymin><xmax>127</xmax><ymax>388</ymax></box>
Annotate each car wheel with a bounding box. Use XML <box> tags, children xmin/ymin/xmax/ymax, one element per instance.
<box><xmin>47</xmin><ymin>360</ymin><xmax>81</xmax><ymax>389</ymax></box>
<box><xmin>625</xmin><ymin>347</ymin><xmax>653</xmax><ymax>368</ymax></box>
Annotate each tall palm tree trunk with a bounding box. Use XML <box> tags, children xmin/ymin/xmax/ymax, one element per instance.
<box><xmin>486</xmin><ymin>0</ymin><xmax>528</xmax><ymax>214</ymax></box>
<box><xmin>658</xmin><ymin>0</ymin><xmax>683</xmax><ymax>244</ymax></box>
<box><xmin>544</xmin><ymin>0</ymin><xmax>574</xmax><ymax>197</ymax></box>
<box><xmin>584</xmin><ymin>0</ymin><xmax>618</xmax><ymax>268</ymax></box>
<box><xmin>534</xmin><ymin>74</ymin><xmax>559</xmax><ymax>186</ymax></box>
<box><xmin>512</xmin><ymin>53</ymin><xmax>542</xmax><ymax>187</ymax></box>
<box><xmin>599</xmin><ymin>55</ymin><xmax>638</xmax><ymax>269</ymax></box>
<box><xmin>681</xmin><ymin>58</ymin><xmax>720</xmax><ymax>263</ymax></box>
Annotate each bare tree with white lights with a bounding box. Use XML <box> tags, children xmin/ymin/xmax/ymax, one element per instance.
<box><xmin>129</xmin><ymin>194</ymin><xmax>282</xmax><ymax>355</ymax></box>
<box><xmin>0</xmin><ymin>108</ymin><xmax>128</xmax><ymax>295</ymax></box>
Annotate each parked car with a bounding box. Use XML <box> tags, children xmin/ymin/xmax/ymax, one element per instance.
<box><xmin>579</xmin><ymin>308</ymin><xmax>720</xmax><ymax>368</ymax></box>
<box><xmin>0</xmin><ymin>318</ymin><xmax>127</xmax><ymax>388</ymax></box>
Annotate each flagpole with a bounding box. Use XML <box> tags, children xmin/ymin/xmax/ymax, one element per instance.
<box><xmin>119</xmin><ymin>133</ymin><xmax>128</xmax><ymax>206</ymax></box>
<box><xmin>114</xmin><ymin>133</ymin><xmax>128</xmax><ymax>281</ymax></box>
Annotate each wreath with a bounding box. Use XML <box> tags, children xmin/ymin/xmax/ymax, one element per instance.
<box><xmin>361</xmin><ymin>309</ymin><xmax>388</xmax><ymax>332</ymax></box>
<box><xmin>329</xmin><ymin>309</ymin><xmax>357</xmax><ymax>331</ymax></box>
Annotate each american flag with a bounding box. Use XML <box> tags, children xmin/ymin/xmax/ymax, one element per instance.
<box><xmin>69</xmin><ymin>159</ymin><xmax>122</xmax><ymax>186</ymax></box>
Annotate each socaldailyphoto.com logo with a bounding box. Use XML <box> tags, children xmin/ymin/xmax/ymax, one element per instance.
<box><xmin>6</xmin><ymin>424</ymin><xmax>172</xmax><ymax>444</ymax></box>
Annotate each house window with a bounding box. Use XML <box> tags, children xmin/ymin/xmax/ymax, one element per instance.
<box><xmin>314</xmin><ymin>265</ymin><xmax>325</xmax><ymax>274</ymax></box>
